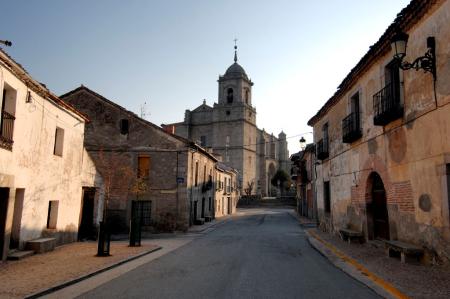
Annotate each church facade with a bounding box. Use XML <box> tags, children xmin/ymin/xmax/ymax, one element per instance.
<box><xmin>163</xmin><ymin>48</ymin><xmax>290</xmax><ymax>196</ymax></box>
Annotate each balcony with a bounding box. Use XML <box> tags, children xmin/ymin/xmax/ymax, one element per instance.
<box><xmin>316</xmin><ymin>139</ymin><xmax>329</xmax><ymax>160</ymax></box>
<box><xmin>0</xmin><ymin>110</ymin><xmax>15</xmax><ymax>151</ymax></box>
<box><xmin>299</xmin><ymin>162</ymin><xmax>309</xmax><ymax>184</ymax></box>
<box><xmin>342</xmin><ymin>112</ymin><xmax>362</xmax><ymax>143</ymax></box>
<box><xmin>373</xmin><ymin>83</ymin><xmax>403</xmax><ymax>126</ymax></box>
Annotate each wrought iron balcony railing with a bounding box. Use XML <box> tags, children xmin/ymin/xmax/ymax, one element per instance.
<box><xmin>373</xmin><ymin>83</ymin><xmax>403</xmax><ymax>126</ymax></box>
<box><xmin>0</xmin><ymin>110</ymin><xmax>15</xmax><ymax>151</ymax></box>
<box><xmin>342</xmin><ymin>112</ymin><xmax>362</xmax><ymax>143</ymax></box>
<box><xmin>316</xmin><ymin>138</ymin><xmax>329</xmax><ymax>160</ymax></box>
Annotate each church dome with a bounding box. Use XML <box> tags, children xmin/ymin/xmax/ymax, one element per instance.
<box><xmin>224</xmin><ymin>62</ymin><xmax>248</xmax><ymax>79</ymax></box>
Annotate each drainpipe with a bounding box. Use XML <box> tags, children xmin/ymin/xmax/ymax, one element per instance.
<box><xmin>175</xmin><ymin>150</ymin><xmax>179</xmax><ymax>229</ymax></box>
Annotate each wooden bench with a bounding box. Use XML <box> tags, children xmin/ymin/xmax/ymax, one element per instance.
<box><xmin>339</xmin><ymin>228</ymin><xmax>364</xmax><ymax>244</ymax></box>
<box><xmin>384</xmin><ymin>240</ymin><xmax>424</xmax><ymax>264</ymax></box>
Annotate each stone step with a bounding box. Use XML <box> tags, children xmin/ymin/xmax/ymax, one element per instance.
<box><xmin>7</xmin><ymin>250</ymin><xmax>35</xmax><ymax>260</ymax></box>
<box><xmin>26</xmin><ymin>237</ymin><xmax>56</xmax><ymax>254</ymax></box>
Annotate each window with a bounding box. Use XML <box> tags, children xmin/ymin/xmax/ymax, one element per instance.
<box><xmin>47</xmin><ymin>200</ymin><xmax>59</xmax><ymax>229</ymax></box>
<box><xmin>120</xmin><ymin>119</ymin><xmax>129</xmax><ymax>135</ymax></box>
<box><xmin>323</xmin><ymin>181</ymin><xmax>331</xmax><ymax>214</ymax></box>
<box><xmin>351</xmin><ymin>92</ymin><xmax>360</xmax><ymax>115</ymax></box>
<box><xmin>203</xmin><ymin>165</ymin><xmax>206</xmax><ymax>184</ymax></box>
<box><xmin>53</xmin><ymin>127</ymin><xmax>64</xmax><ymax>156</ymax></box>
<box><xmin>373</xmin><ymin>59</ymin><xmax>402</xmax><ymax>126</ymax></box>
<box><xmin>138</xmin><ymin>156</ymin><xmax>150</xmax><ymax>178</ymax></box>
<box><xmin>195</xmin><ymin>161</ymin><xmax>199</xmax><ymax>186</ymax></box>
<box><xmin>1</xmin><ymin>85</ymin><xmax>16</xmax><ymax>151</ymax></box>
<box><xmin>226</xmin><ymin>136</ymin><xmax>230</xmax><ymax>146</ymax></box>
<box><xmin>132</xmin><ymin>200</ymin><xmax>152</xmax><ymax>226</ymax></box>
<box><xmin>245</xmin><ymin>89</ymin><xmax>249</xmax><ymax>104</ymax></box>
<box><xmin>226</xmin><ymin>110</ymin><xmax>230</xmax><ymax>116</ymax></box>
<box><xmin>200</xmin><ymin>136</ymin><xmax>206</xmax><ymax>147</ymax></box>
<box><xmin>227</xmin><ymin>88</ymin><xmax>233</xmax><ymax>103</ymax></box>
<box><xmin>322</xmin><ymin>123</ymin><xmax>329</xmax><ymax>148</ymax></box>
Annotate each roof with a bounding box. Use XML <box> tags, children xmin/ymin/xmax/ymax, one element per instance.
<box><xmin>307</xmin><ymin>0</ymin><xmax>439</xmax><ymax>126</ymax></box>
<box><xmin>216</xmin><ymin>162</ymin><xmax>238</xmax><ymax>174</ymax></box>
<box><xmin>60</xmin><ymin>85</ymin><xmax>217</xmax><ymax>161</ymax></box>
<box><xmin>0</xmin><ymin>48</ymin><xmax>89</xmax><ymax>122</ymax></box>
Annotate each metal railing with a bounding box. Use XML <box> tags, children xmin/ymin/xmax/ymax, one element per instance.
<box><xmin>316</xmin><ymin>138</ymin><xmax>329</xmax><ymax>160</ymax></box>
<box><xmin>342</xmin><ymin>112</ymin><xmax>362</xmax><ymax>143</ymax></box>
<box><xmin>373</xmin><ymin>83</ymin><xmax>403</xmax><ymax>125</ymax></box>
<box><xmin>0</xmin><ymin>110</ymin><xmax>15</xmax><ymax>151</ymax></box>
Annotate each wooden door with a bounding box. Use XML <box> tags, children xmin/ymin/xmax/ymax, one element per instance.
<box><xmin>372</xmin><ymin>175</ymin><xmax>390</xmax><ymax>240</ymax></box>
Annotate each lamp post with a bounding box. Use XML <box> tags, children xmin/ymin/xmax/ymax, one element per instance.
<box><xmin>391</xmin><ymin>31</ymin><xmax>436</xmax><ymax>80</ymax></box>
<box><xmin>299</xmin><ymin>137</ymin><xmax>306</xmax><ymax>151</ymax></box>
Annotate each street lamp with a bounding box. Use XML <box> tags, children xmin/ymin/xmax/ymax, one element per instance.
<box><xmin>0</xmin><ymin>40</ymin><xmax>12</xmax><ymax>47</ymax></box>
<box><xmin>391</xmin><ymin>31</ymin><xmax>436</xmax><ymax>80</ymax></box>
<box><xmin>299</xmin><ymin>137</ymin><xmax>306</xmax><ymax>151</ymax></box>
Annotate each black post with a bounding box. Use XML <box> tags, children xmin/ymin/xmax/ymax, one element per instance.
<box><xmin>97</xmin><ymin>221</ymin><xmax>111</xmax><ymax>256</ymax></box>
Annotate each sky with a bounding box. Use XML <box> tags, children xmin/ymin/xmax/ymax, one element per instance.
<box><xmin>1</xmin><ymin>0</ymin><xmax>410</xmax><ymax>154</ymax></box>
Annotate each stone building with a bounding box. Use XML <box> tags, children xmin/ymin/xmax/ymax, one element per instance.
<box><xmin>215</xmin><ymin>162</ymin><xmax>239</xmax><ymax>217</ymax></box>
<box><xmin>163</xmin><ymin>47</ymin><xmax>290</xmax><ymax>196</ymax></box>
<box><xmin>291</xmin><ymin>144</ymin><xmax>316</xmax><ymax>219</ymax></box>
<box><xmin>0</xmin><ymin>49</ymin><xmax>101</xmax><ymax>260</ymax></box>
<box><xmin>61</xmin><ymin>86</ymin><xmax>218</xmax><ymax>232</ymax></box>
<box><xmin>308</xmin><ymin>0</ymin><xmax>450</xmax><ymax>261</ymax></box>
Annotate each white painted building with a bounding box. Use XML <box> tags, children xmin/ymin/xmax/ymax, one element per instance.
<box><xmin>0</xmin><ymin>49</ymin><xmax>102</xmax><ymax>260</ymax></box>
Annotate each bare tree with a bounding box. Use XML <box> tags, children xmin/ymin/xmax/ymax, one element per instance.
<box><xmin>244</xmin><ymin>180</ymin><xmax>254</xmax><ymax>196</ymax></box>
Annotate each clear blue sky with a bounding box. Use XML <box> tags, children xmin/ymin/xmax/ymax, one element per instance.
<box><xmin>1</xmin><ymin>0</ymin><xmax>410</xmax><ymax>154</ymax></box>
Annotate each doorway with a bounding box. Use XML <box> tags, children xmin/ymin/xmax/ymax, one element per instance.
<box><xmin>201</xmin><ymin>197</ymin><xmax>205</xmax><ymax>218</ymax></box>
<box><xmin>193</xmin><ymin>201</ymin><xmax>198</xmax><ymax>221</ymax></box>
<box><xmin>0</xmin><ymin>188</ymin><xmax>10</xmax><ymax>259</ymax></box>
<box><xmin>10</xmin><ymin>188</ymin><xmax>24</xmax><ymax>249</ymax></box>
<box><xmin>78</xmin><ymin>188</ymin><xmax>96</xmax><ymax>241</ymax></box>
<box><xmin>368</xmin><ymin>173</ymin><xmax>390</xmax><ymax>240</ymax></box>
<box><xmin>227</xmin><ymin>197</ymin><xmax>232</xmax><ymax>214</ymax></box>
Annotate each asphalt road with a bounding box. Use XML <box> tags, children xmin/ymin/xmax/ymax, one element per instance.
<box><xmin>78</xmin><ymin>208</ymin><xmax>380</xmax><ymax>299</ymax></box>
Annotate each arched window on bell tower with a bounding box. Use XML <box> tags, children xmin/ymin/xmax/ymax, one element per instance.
<box><xmin>227</xmin><ymin>88</ymin><xmax>234</xmax><ymax>103</ymax></box>
<box><xmin>245</xmin><ymin>89</ymin><xmax>250</xmax><ymax>105</ymax></box>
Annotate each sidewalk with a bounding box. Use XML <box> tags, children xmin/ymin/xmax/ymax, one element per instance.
<box><xmin>0</xmin><ymin>241</ymin><xmax>160</xmax><ymax>298</ymax></box>
<box><xmin>306</xmin><ymin>227</ymin><xmax>450</xmax><ymax>299</ymax></box>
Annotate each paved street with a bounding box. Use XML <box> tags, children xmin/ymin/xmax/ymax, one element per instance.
<box><xmin>78</xmin><ymin>208</ymin><xmax>380</xmax><ymax>299</ymax></box>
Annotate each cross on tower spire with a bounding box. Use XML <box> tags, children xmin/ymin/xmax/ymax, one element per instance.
<box><xmin>234</xmin><ymin>38</ymin><xmax>238</xmax><ymax>63</ymax></box>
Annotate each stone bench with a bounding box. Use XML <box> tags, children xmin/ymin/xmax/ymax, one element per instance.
<box><xmin>194</xmin><ymin>218</ymin><xmax>205</xmax><ymax>225</ymax></box>
<box><xmin>339</xmin><ymin>228</ymin><xmax>364</xmax><ymax>244</ymax></box>
<box><xmin>384</xmin><ymin>240</ymin><xmax>424</xmax><ymax>264</ymax></box>
<box><xmin>25</xmin><ymin>237</ymin><xmax>56</xmax><ymax>254</ymax></box>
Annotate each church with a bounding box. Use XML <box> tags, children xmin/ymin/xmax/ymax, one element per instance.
<box><xmin>163</xmin><ymin>46</ymin><xmax>290</xmax><ymax>196</ymax></box>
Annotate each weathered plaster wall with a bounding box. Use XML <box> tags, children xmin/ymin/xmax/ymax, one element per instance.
<box><xmin>0</xmin><ymin>63</ymin><xmax>98</xmax><ymax>258</ymax></box>
<box><xmin>313</xmin><ymin>0</ymin><xmax>450</xmax><ymax>261</ymax></box>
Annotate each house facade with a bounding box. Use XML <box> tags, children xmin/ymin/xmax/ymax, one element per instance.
<box><xmin>215</xmin><ymin>162</ymin><xmax>239</xmax><ymax>218</ymax></box>
<box><xmin>0</xmin><ymin>49</ymin><xmax>101</xmax><ymax>260</ymax></box>
<box><xmin>291</xmin><ymin>144</ymin><xmax>316</xmax><ymax>219</ymax></box>
<box><xmin>162</xmin><ymin>47</ymin><xmax>290</xmax><ymax>196</ymax></box>
<box><xmin>61</xmin><ymin>86</ymin><xmax>218</xmax><ymax>232</ymax></box>
<box><xmin>308</xmin><ymin>0</ymin><xmax>450</xmax><ymax>262</ymax></box>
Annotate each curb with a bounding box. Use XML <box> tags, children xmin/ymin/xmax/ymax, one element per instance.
<box><xmin>188</xmin><ymin>217</ymin><xmax>231</xmax><ymax>233</ymax></box>
<box><xmin>305</xmin><ymin>230</ymin><xmax>409</xmax><ymax>299</ymax></box>
<box><xmin>25</xmin><ymin>246</ymin><xmax>162</xmax><ymax>299</ymax></box>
